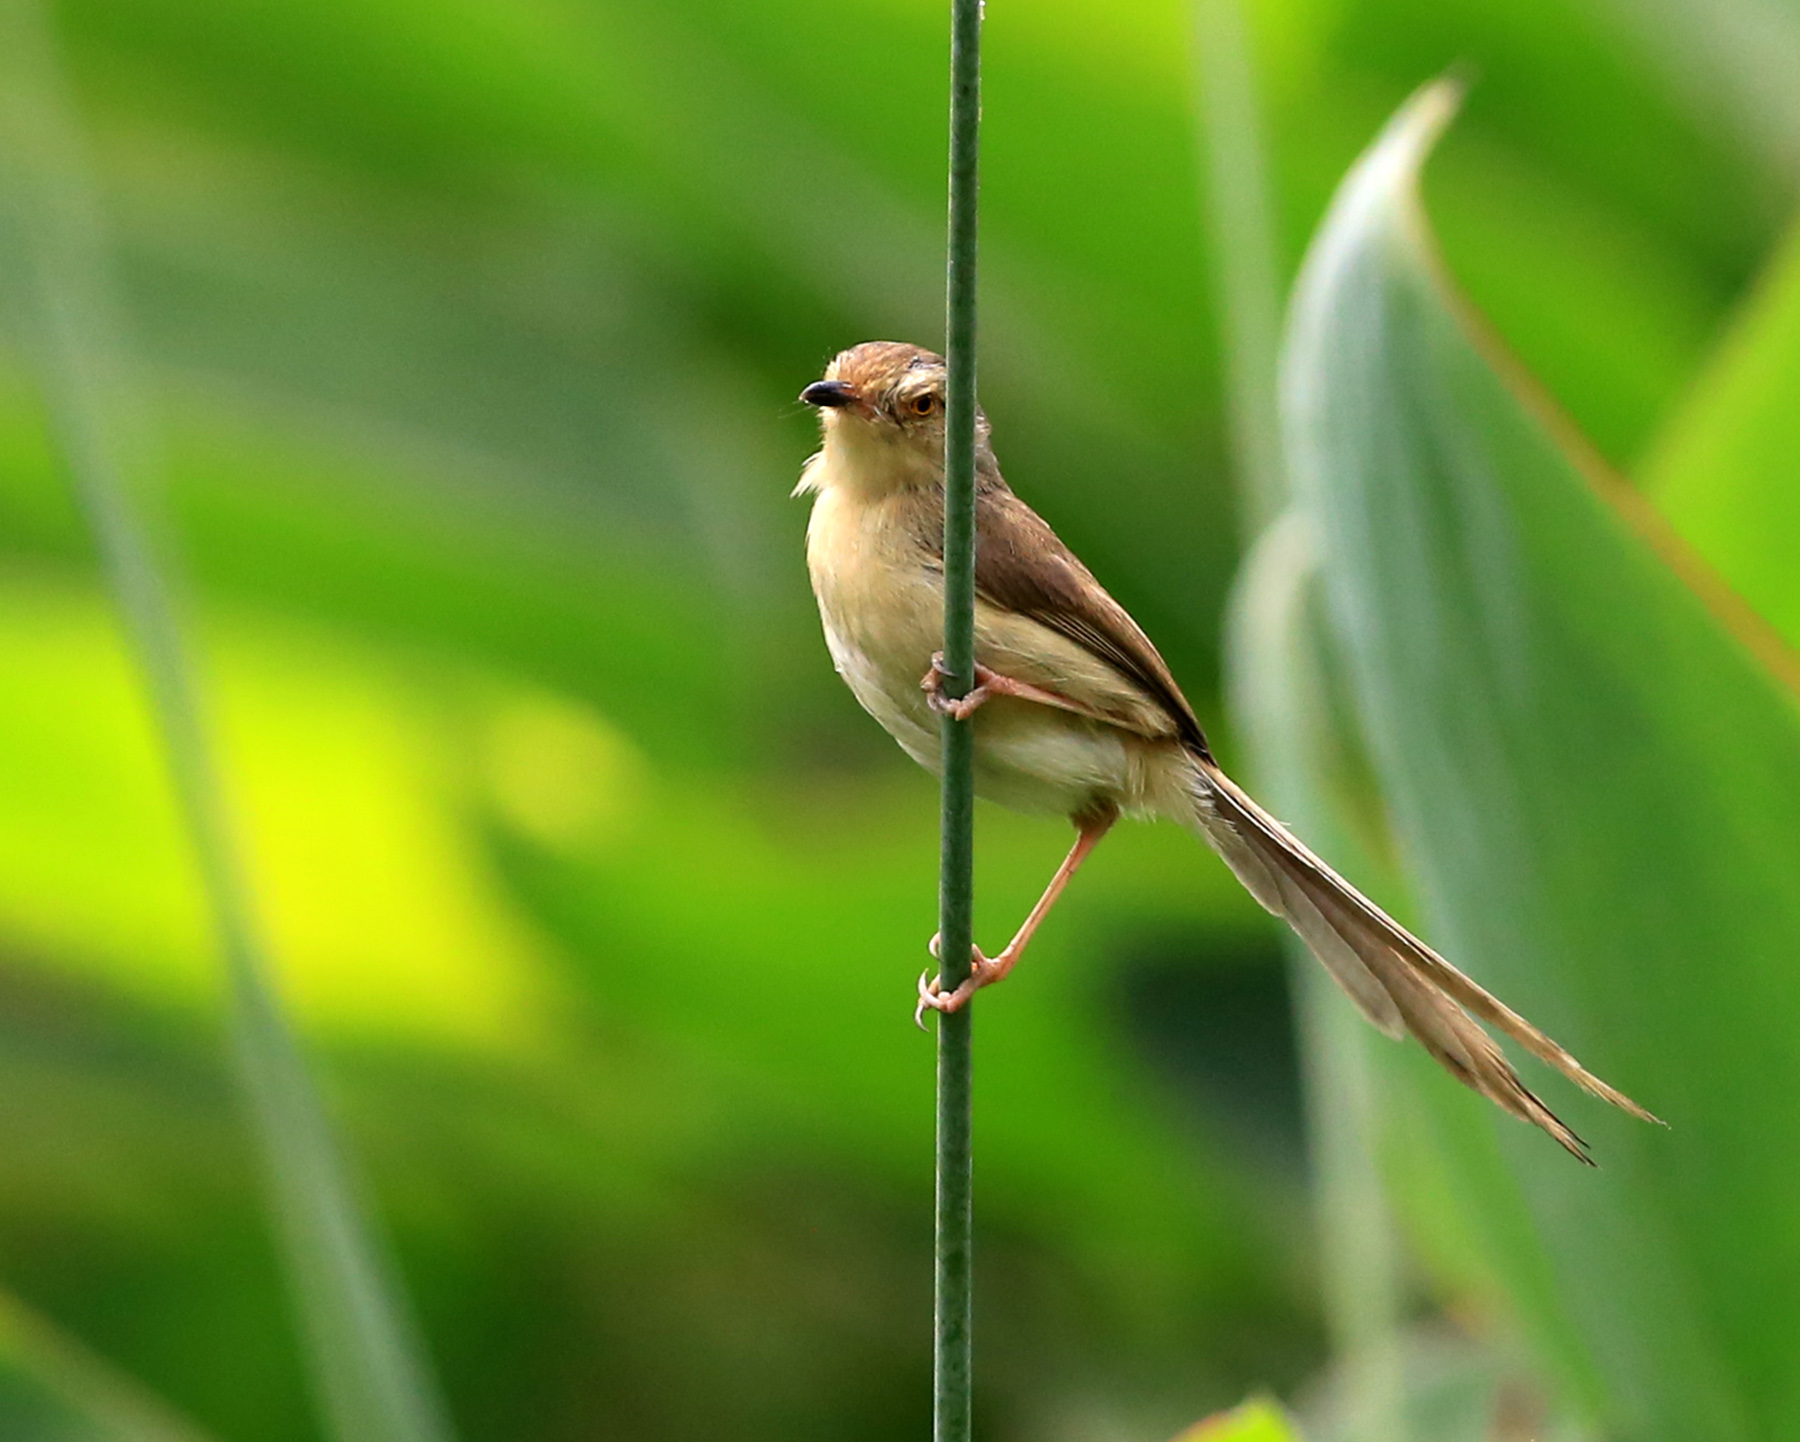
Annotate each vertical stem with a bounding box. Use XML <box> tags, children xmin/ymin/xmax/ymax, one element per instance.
<box><xmin>1195</xmin><ymin>5</ymin><xmax>1404</xmax><ymax>1432</ymax></box>
<box><xmin>1294</xmin><ymin>944</ymin><xmax>1408</xmax><ymax>1442</ymax></box>
<box><xmin>1195</xmin><ymin>6</ymin><xmax>1407</xmax><ymax>1439</ymax></box>
<box><xmin>936</xmin><ymin>1</ymin><xmax>983</xmax><ymax>1439</ymax></box>
<box><xmin>1192</xmin><ymin>0</ymin><xmax>1286</xmax><ymax>534</ymax></box>
<box><xmin>1230</xmin><ymin>522</ymin><xmax>1408</xmax><ymax>1442</ymax></box>
<box><xmin>0</xmin><ymin>7</ymin><xmax>452</xmax><ymax>1442</ymax></box>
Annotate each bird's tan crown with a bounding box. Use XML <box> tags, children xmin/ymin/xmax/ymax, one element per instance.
<box><xmin>824</xmin><ymin>341</ymin><xmax>945</xmax><ymax>398</ymax></box>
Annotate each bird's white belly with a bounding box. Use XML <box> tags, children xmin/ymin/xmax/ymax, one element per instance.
<box><xmin>819</xmin><ymin>613</ymin><xmax>1145</xmax><ymax>818</ymax></box>
<box><xmin>821</xmin><ymin>617</ymin><xmax>940</xmax><ymax>769</ymax></box>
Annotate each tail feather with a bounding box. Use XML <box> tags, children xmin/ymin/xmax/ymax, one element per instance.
<box><xmin>1189</xmin><ymin>757</ymin><xmax>1659</xmax><ymax>1162</ymax></box>
<box><xmin>1195</xmin><ymin>786</ymin><xmax>1406</xmax><ymax>1040</ymax></box>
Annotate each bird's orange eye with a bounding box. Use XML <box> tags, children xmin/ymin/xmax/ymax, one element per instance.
<box><xmin>910</xmin><ymin>394</ymin><xmax>936</xmax><ymax>416</ymax></box>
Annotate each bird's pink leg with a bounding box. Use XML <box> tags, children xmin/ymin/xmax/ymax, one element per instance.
<box><xmin>917</xmin><ymin>805</ymin><xmax>1118</xmax><ymax>1026</ymax></box>
<box><xmin>921</xmin><ymin>652</ymin><xmax>1118</xmax><ymax>726</ymax></box>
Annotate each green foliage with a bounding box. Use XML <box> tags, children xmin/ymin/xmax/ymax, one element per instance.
<box><xmin>1229</xmin><ymin>517</ymin><xmax>1410</xmax><ymax>1442</ymax></box>
<box><xmin>0</xmin><ymin>0</ymin><xmax>1794</xmax><ymax>1437</ymax></box>
<box><xmin>1171</xmin><ymin>1396</ymin><xmax>1301</xmax><ymax>1441</ymax></box>
<box><xmin>0</xmin><ymin>1291</ymin><xmax>219</xmax><ymax>1442</ymax></box>
<box><xmin>0</xmin><ymin>9</ymin><xmax>454</xmax><ymax>1442</ymax></box>
<box><xmin>1277</xmin><ymin>81</ymin><xmax>1800</xmax><ymax>1439</ymax></box>
<box><xmin>1646</xmin><ymin>218</ymin><xmax>1800</xmax><ymax>653</ymax></box>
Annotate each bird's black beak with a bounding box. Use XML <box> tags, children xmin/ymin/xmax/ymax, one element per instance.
<box><xmin>800</xmin><ymin>379</ymin><xmax>857</xmax><ymax>409</ymax></box>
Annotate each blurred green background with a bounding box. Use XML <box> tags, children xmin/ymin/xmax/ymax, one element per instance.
<box><xmin>1</xmin><ymin>0</ymin><xmax>1798</xmax><ymax>1437</ymax></box>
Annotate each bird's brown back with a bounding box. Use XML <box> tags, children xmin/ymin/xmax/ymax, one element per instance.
<box><xmin>914</xmin><ymin>468</ymin><xmax>1213</xmax><ymax>759</ymax></box>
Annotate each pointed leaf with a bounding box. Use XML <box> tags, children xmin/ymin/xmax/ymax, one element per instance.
<box><xmin>1282</xmin><ymin>81</ymin><xmax>1800</xmax><ymax>1440</ymax></box>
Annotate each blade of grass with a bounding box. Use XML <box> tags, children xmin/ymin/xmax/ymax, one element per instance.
<box><xmin>0</xmin><ymin>1288</ymin><xmax>224</xmax><ymax>1442</ymax></box>
<box><xmin>1192</xmin><ymin>0</ymin><xmax>1286</xmax><ymax>534</ymax></box>
<box><xmin>0</xmin><ymin>7</ymin><xmax>455</xmax><ymax>1441</ymax></box>
<box><xmin>1643</xmin><ymin>215</ymin><xmax>1800</xmax><ymax>651</ymax></box>
<box><xmin>934</xmin><ymin>0</ymin><xmax>983</xmax><ymax>1438</ymax></box>
<box><xmin>1228</xmin><ymin>514</ymin><xmax>1408</xmax><ymax>1442</ymax></box>
<box><xmin>1193</xmin><ymin>6</ymin><xmax>1407</xmax><ymax>1435</ymax></box>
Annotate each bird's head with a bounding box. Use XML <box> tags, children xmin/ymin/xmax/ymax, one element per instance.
<box><xmin>799</xmin><ymin>341</ymin><xmax>988</xmax><ymax>494</ymax></box>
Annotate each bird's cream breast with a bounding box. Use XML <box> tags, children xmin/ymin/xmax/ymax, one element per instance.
<box><xmin>801</xmin><ymin>440</ymin><xmax>1185</xmax><ymax>818</ymax></box>
<box><xmin>806</xmin><ymin>482</ymin><xmax>944</xmax><ymax>757</ymax></box>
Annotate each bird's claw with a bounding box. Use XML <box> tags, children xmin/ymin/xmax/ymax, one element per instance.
<box><xmin>914</xmin><ymin>937</ymin><xmax>1001</xmax><ymax>1028</ymax></box>
<box><xmin>914</xmin><ymin>972</ymin><xmax>937</xmax><ymax>1031</ymax></box>
<box><xmin>921</xmin><ymin>652</ymin><xmax>990</xmax><ymax>722</ymax></box>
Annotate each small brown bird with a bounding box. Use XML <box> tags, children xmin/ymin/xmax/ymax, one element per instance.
<box><xmin>798</xmin><ymin>340</ymin><xmax>1655</xmax><ymax>1161</ymax></box>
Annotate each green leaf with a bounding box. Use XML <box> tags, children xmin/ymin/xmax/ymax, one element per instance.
<box><xmin>0</xmin><ymin>1291</ymin><xmax>220</xmax><ymax>1442</ymax></box>
<box><xmin>1645</xmin><ymin>217</ymin><xmax>1800</xmax><ymax>655</ymax></box>
<box><xmin>1281</xmin><ymin>80</ymin><xmax>1800</xmax><ymax>1440</ymax></box>
<box><xmin>1170</xmin><ymin>1396</ymin><xmax>1301</xmax><ymax>1442</ymax></box>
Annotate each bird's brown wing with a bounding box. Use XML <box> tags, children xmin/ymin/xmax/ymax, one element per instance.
<box><xmin>960</xmin><ymin>482</ymin><xmax>1213</xmax><ymax>758</ymax></box>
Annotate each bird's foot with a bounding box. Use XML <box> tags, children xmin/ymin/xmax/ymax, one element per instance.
<box><xmin>914</xmin><ymin>934</ymin><xmax>1015</xmax><ymax>1028</ymax></box>
<box><xmin>921</xmin><ymin>652</ymin><xmax>998</xmax><ymax>722</ymax></box>
<box><xmin>923</xmin><ymin>653</ymin><xmax>1103</xmax><ymax>725</ymax></box>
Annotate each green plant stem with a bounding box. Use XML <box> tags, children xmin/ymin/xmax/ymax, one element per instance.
<box><xmin>0</xmin><ymin>8</ymin><xmax>452</xmax><ymax>1442</ymax></box>
<box><xmin>1192</xmin><ymin>0</ymin><xmax>1286</xmax><ymax>534</ymax></box>
<box><xmin>0</xmin><ymin>1286</ymin><xmax>223</xmax><ymax>1442</ymax></box>
<box><xmin>1232</xmin><ymin>527</ymin><xmax>1409</xmax><ymax>1442</ymax></box>
<box><xmin>1195</xmin><ymin>5</ymin><xmax>1406</xmax><ymax>1437</ymax></box>
<box><xmin>935</xmin><ymin>0</ymin><xmax>982</xmax><ymax>1438</ymax></box>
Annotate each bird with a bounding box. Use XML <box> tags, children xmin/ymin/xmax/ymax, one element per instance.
<box><xmin>796</xmin><ymin>340</ymin><xmax>1656</xmax><ymax>1162</ymax></box>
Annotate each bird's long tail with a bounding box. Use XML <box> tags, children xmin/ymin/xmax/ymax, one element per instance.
<box><xmin>1185</xmin><ymin>755</ymin><xmax>1658</xmax><ymax>1162</ymax></box>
